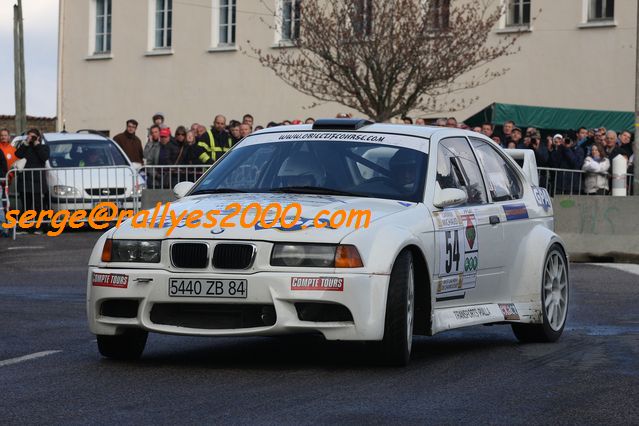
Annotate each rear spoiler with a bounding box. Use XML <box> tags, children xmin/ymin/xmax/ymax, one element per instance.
<box><xmin>504</xmin><ymin>149</ymin><xmax>539</xmax><ymax>186</ymax></box>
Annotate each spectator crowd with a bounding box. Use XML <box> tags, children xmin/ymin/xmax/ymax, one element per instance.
<box><xmin>2</xmin><ymin>112</ymin><xmax>636</xmax><ymax>196</ymax></box>
<box><xmin>405</xmin><ymin>116</ymin><xmax>636</xmax><ymax>196</ymax></box>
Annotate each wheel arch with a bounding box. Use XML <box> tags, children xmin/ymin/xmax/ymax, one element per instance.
<box><xmin>507</xmin><ymin>224</ymin><xmax>569</xmax><ymax>306</ymax></box>
<box><xmin>404</xmin><ymin>244</ymin><xmax>432</xmax><ymax>336</ymax></box>
<box><xmin>343</xmin><ymin>225</ymin><xmax>435</xmax><ymax>335</ymax></box>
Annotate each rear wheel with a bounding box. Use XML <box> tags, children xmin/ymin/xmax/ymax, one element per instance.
<box><xmin>375</xmin><ymin>250</ymin><xmax>414</xmax><ymax>366</ymax></box>
<box><xmin>97</xmin><ymin>328</ymin><xmax>148</xmax><ymax>360</ymax></box>
<box><xmin>512</xmin><ymin>244</ymin><xmax>569</xmax><ymax>342</ymax></box>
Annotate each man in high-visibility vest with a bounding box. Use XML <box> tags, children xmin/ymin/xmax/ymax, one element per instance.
<box><xmin>196</xmin><ymin>115</ymin><xmax>234</xmax><ymax>164</ymax></box>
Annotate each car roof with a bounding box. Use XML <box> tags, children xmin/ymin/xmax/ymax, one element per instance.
<box><xmin>43</xmin><ymin>132</ymin><xmax>111</xmax><ymax>142</ymax></box>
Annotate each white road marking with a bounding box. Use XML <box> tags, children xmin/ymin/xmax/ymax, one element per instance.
<box><xmin>589</xmin><ymin>263</ymin><xmax>639</xmax><ymax>276</ymax></box>
<box><xmin>6</xmin><ymin>246</ymin><xmax>45</xmax><ymax>250</ymax></box>
<box><xmin>0</xmin><ymin>350</ymin><xmax>62</xmax><ymax>367</ymax></box>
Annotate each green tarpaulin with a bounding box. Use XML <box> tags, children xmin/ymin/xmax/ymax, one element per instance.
<box><xmin>465</xmin><ymin>103</ymin><xmax>634</xmax><ymax>132</ymax></box>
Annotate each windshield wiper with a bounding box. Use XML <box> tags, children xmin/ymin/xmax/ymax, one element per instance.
<box><xmin>268</xmin><ymin>186</ymin><xmax>360</xmax><ymax>196</ymax></box>
<box><xmin>191</xmin><ymin>188</ymin><xmax>248</xmax><ymax>195</ymax></box>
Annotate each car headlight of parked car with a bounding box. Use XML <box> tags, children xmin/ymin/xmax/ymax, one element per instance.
<box><xmin>53</xmin><ymin>185</ymin><xmax>81</xmax><ymax>197</ymax></box>
<box><xmin>135</xmin><ymin>181</ymin><xmax>146</xmax><ymax>196</ymax></box>
<box><xmin>270</xmin><ymin>244</ymin><xmax>363</xmax><ymax>268</ymax></box>
<box><xmin>101</xmin><ymin>239</ymin><xmax>161</xmax><ymax>263</ymax></box>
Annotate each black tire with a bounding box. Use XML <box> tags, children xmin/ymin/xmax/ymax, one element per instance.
<box><xmin>375</xmin><ymin>250</ymin><xmax>415</xmax><ymax>366</ymax></box>
<box><xmin>97</xmin><ymin>328</ymin><xmax>148</xmax><ymax>360</ymax></box>
<box><xmin>512</xmin><ymin>244</ymin><xmax>569</xmax><ymax>343</ymax></box>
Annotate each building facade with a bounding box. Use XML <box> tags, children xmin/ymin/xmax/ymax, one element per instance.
<box><xmin>57</xmin><ymin>0</ymin><xmax>637</xmax><ymax>135</ymax></box>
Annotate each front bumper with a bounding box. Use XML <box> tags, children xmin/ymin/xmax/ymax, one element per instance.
<box><xmin>87</xmin><ymin>268</ymin><xmax>390</xmax><ymax>341</ymax></box>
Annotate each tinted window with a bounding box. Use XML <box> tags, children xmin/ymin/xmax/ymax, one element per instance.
<box><xmin>195</xmin><ymin>140</ymin><xmax>428</xmax><ymax>202</ymax></box>
<box><xmin>436</xmin><ymin>137</ymin><xmax>487</xmax><ymax>205</ymax></box>
<box><xmin>48</xmin><ymin>140</ymin><xmax>129</xmax><ymax>167</ymax></box>
<box><xmin>470</xmin><ymin>138</ymin><xmax>523</xmax><ymax>201</ymax></box>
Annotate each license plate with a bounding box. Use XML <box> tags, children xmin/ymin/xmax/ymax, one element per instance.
<box><xmin>168</xmin><ymin>278</ymin><xmax>248</xmax><ymax>298</ymax></box>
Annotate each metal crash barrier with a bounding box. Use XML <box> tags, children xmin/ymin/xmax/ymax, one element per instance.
<box><xmin>139</xmin><ymin>165</ymin><xmax>210</xmax><ymax>190</ymax></box>
<box><xmin>3</xmin><ymin>163</ymin><xmax>636</xmax><ymax>239</ymax></box>
<box><xmin>538</xmin><ymin>167</ymin><xmax>635</xmax><ymax>197</ymax></box>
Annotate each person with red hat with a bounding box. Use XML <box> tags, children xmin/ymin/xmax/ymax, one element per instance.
<box><xmin>158</xmin><ymin>127</ymin><xmax>179</xmax><ymax>165</ymax></box>
<box><xmin>155</xmin><ymin>127</ymin><xmax>180</xmax><ymax>188</ymax></box>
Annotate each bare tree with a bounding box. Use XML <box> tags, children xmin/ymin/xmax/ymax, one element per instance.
<box><xmin>250</xmin><ymin>0</ymin><xmax>524</xmax><ymax>122</ymax></box>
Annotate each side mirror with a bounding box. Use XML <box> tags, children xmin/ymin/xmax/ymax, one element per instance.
<box><xmin>173</xmin><ymin>181</ymin><xmax>194</xmax><ymax>199</ymax></box>
<box><xmin>433</xmin><ymin>187</ymin><xmax>468</xmax><ymax>209</ymax></box>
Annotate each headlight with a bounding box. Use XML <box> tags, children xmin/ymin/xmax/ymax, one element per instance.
<box><xmin>101</xmin><ymin>239</ymin><xmax>161</xmax><ymax>263</ymax></box>
<box><xmin>53</xmin><ymin>185</ymin><xmax>80</xmax><ymax>196</ymax></box>
<box><xmin>270</xmin><ymin>244</ymin><xmax>363</xmax><ymax>268</ymax></box>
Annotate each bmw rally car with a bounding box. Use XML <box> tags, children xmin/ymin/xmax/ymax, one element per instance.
<box><xmin>87</xmin><ymin>119</ymin><xmax>569</xmax><ymax>365</ymax></box>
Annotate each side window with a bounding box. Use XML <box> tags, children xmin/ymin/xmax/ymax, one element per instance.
<box><xmin>436</xmin><ymin>137</ymin><xmax>488</xmax><ymax>205</ymax></box>
<box><xmin>469</xmin><ymin>137</ymin><xmax>523</xmax><ymax>202</ymax></box>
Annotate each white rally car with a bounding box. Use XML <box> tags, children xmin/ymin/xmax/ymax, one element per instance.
<box><xmin>87</xmin><ymin>119</ymin><xmax>568</xmax><ymax>365</ymax></box>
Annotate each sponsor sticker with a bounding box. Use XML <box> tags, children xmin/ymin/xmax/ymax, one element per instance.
<box><xmin>92</xmin><ymin>273</ymin><xmax>129</xmax><ymax>289</ymax></box>
<box><xmin>291</xmin><ymin>277</ymin><xmax>344</xmax><ymax>291</ymax></box>
<box><xmin>503</xmin><ymin>203</ymin><xmax>529</xmax><ymax>221</ymax></box>
<box><xmin>254</xmin><ymin>216</ymin><xmax>335</xmax><ymax>232</ymax></box>
<box><xmin>532</xmin><ymin>186</ymin><xmax>552</xmax><ymax>212</ymax></box>
<box><xmin>432</xmin><ymin>210</ymin><xmax>462</xmax><ymax>229</ymax></box>
<box><xmin>436</xmin><ymin>275</ymin><xmax>463</xmax><ymax>293</ymax></box>
<box><xmin>244</xmin><ymin>131</ymin><xmax>430</xmax><ymax>153</ymax></box>
<box><xmin>498</xmin><ymin>303</ymin><xmax>520</xmax><ymax>320</ymax></box>
<box><xmin>452</xmin><ymin>306</ymin><xmax>492</xmax><ymax>320</ymax></box>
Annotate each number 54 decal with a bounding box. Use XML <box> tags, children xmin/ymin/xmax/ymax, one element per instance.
<box><xmin>443</xmin><ymin>229</ymin><xmax>461</xmax><ymax>274</ymax></box>
<box><xmin>436</xmin><ymin>210</ymin><xmax>479</xmax><ymax>294</ymax></box>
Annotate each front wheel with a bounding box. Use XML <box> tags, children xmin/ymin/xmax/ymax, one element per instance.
<box><xmin>512</xmin><ymin>244</ymin><xmax>569</xmax><ymax>342</ymax></box>
<box><xmin>97</xmin><ymin>328</ymin><xmax>148</xmax><ymax>360</ymax></box>
<box><xmin>374</xmin><ymin>250</ymin><xmax>415</xmax><ymax>366</ymax></box>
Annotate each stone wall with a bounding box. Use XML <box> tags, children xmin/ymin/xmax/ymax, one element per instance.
<box><xmin>0</xmin><ymin>115</ymin><xmax>57</xmax><ymax>136</ymax></box>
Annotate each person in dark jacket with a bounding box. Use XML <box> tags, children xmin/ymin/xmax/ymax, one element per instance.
<box><xmin>229</xmin><ymin>121</ymin><xmax>242</xmax><ymax>145</ymax></box>
<box><xmin>196</xmin><ymin>115</ymin><xmax>233</xmax><ymax>164</ymax></box>
<box><xmin>172</xmin><ymin>126</ymin><xmax>191</xmax><ymax>184</ymax></box>
<box><xmin>548</xmin><ymin>134</ymin><xmax>585</xmax><ymax>195</ymax></box>
<box><xmin>15</xmin><ymin>128</ymin><xmax>50</xmax><ymax>213</ymax></box>
<box><xmin>113</xmin><ymin>119</ymin><xmax>144</xmax><ymax>164</ymax></box>
<box><xmin>157</xmin><ymin>128</ymin><xmax>180</xmax><ymax>188</ymax></box>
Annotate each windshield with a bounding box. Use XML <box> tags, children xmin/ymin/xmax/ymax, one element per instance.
<box><xmin>48</xmin><ymin>140</ymin><xmax>129</xmax><ymax>168</ymax></box>
<box><xmin>192</xmin><ymin>140</ymin><xmax>428</xmax><ymax>202</ymax></box>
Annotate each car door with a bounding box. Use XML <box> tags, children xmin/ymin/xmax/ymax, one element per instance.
<box><xmin>469</xmin><ymin>137</ymin><xmax>529</xmax><ymax>300</ymax></box>
<box><xmin>432</xmin><ymin>137</ymin><xmax>506</xmax><ymax>306</ymax></box>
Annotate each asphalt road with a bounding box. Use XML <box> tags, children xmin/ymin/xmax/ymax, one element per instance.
<box><xmin>1</xmin><ymin>232</ymin><xmax>638</xmax><ymax>425</ymax></box>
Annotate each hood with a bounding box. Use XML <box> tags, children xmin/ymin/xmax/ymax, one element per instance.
<box><xmin>48</xmin><ymin>167</ymin><xmax>136</xmax><ymax>192</ymax></box>
<box><xmin>111</xmin><ymin>193</ymin><xmax>416</xmax><ymax>242</ymax></box>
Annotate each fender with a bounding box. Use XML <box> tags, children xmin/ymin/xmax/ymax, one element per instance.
<box><xmin>343</xmin><ymin>223</ymin><xmax>431</xmax><ymax>275</ymax></box>
<box><xmin>507</xmin><ymin>223</ymin><xmax>568</xmax><ymax>306</ymax></box>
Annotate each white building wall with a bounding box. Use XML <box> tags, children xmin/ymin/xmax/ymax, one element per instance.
<box><xmin>446</xmin><ymin>0</ymin><xmax>637</xmax><ymax>121</ymax></box>
<box><xmin>58</xmin><ymin>0</ymin><xmax>637</xmax><ymax>135</ymax></box>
